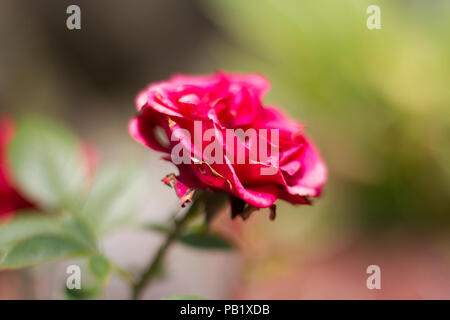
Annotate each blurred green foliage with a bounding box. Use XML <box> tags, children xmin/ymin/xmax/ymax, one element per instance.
<box><xmin>0</xmin><ymin>117</ymin><xmax>150</xmax><ymax>284</ymax></box>
<box><xmin>0</xmin><ymin>117</ymin><xmax>234</xmax><ymax>298</ymax></box>
<box><xmin>202</xmin><ymin>0</ymin><xmax>450</xmax><ymax>233</ymax></box>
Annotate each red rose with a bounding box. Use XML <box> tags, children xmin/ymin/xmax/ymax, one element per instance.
<box><xmin>130</xmin><ymin>72</ymin><xmax>326</xmax><ymax>215</ymax></box>
<box><xmin>0</xmin><ymin>118</ymin><xmax>34</xmax><ymax>217</ymax></box>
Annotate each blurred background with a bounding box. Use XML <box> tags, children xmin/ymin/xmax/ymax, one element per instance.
<box><xmin>1</xmin><ymin>0</ymin><xmax>450</xmax><ymax>299</ymax></box>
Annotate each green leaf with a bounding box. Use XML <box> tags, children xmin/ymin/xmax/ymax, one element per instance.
<box><xmin>147</xmin><ymin>223</ymin><xmax>234</xmax><ymax>251</ymax></box>
<box><xmin>162</xmin><ymin>295</ymin><xmax>208</xmax><ymax>300</ymax></box>
<box><xmin>0</xmin><ymin>212</ymin><xmax>62</xmax><ymax>250</ymax></box>
<box><xmin>61</xmin><ymin>214</ymin><xmax>97</xmax><ymax>250</ymax></box>
<box><xmin>8</xmin><ymin>117</ymin><xmax>89</xmax><ymax>211</ymax></box>
<box><xmin>82</xmin><ymin>164</ymin><xmax>149</xmax><ymax>235</ymax></box>
<box><xmin>88</xmin><ymin>254</ymin><xmax>112</xmax><ymax>284</ymax></box>
<box><xmin>178</xmin><ymin>230</ymin><xmax>234</xmax><ymax>251</ymax></box>
<box><xmin>0</xmin><ymin>234</ymin><xmax>91</xmax><ymax>269</ymax></box>
<box><xmin>65</xmin><ymin>286</ymin><xmax>100</xmax><ymax>300</ymax></box>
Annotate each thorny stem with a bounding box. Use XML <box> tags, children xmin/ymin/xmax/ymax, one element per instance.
<box><xmin>132</xmin><ymin>198</ymin><xmax>202</xmax><ymax>299</ymax></box>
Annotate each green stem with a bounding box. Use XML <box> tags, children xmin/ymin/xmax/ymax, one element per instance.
<box><xmin>132</xmin><ymin>199</ymin><xmax>202</xmax><ymax>299</ymax></box>
<box><xmin>112</xmin><ymin>262</ymin><xmax>135</xmax><ymax>288</ymax></box>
